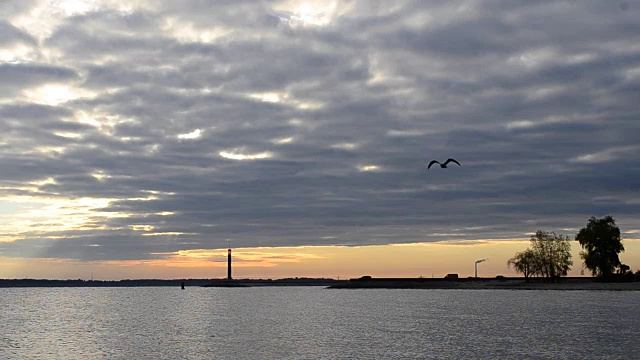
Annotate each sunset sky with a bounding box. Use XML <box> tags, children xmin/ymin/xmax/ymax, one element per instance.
<box><xmin>1</xmin><ymin>0</ymin><xmax>639</xmax><ymax>280</ymax></box>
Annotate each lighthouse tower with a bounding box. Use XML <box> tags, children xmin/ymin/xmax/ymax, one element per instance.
<box><xmin>227</xmin><ymin>248</ymin><xmax>232</xmax><ymax>280</ymax></box>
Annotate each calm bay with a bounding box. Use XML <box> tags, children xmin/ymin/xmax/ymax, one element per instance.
<box><xmin>1</xmin><ymin>287</ymin><xmax>638</xmax><ymax>359</ymax></box>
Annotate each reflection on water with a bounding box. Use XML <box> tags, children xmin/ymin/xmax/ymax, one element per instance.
<box><xmin>1</xmin><ymin>287</ymin><xmax>639</xmax><ymax>359</ymax></box>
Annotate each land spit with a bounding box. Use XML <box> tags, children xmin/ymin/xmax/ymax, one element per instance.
<box><xmin>328</xmin><ymin>277</ymin><xmax>640</xmax><ymax>291</ymax></box>
<box><xmin>0</xmin><ymin>278</ymin><xmax>345</xmax><ymax>288</ymax></box>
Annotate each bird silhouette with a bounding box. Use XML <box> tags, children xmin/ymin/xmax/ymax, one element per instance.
<box><xmin>428</xmin><ymin>158</ymin><xmax>461</xmax><ymax>169</ymax></box>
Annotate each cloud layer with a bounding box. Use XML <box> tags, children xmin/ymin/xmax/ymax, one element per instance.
<box><xmin>1</xmin><ymin>0</ymin><xmax>639</xmax><ymax>261</ymax></box>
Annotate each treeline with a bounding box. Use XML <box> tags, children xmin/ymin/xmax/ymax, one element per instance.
<box><xmin>508</xmin><ymin>216</ymin><xmax>637</xmax><ymax>283</ymax></box>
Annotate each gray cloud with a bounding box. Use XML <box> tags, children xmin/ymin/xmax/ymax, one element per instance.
<box><xmin>0</xmin><ymin>63</ymin><xmax>79</xmax><ymax>97</ymax></box>
<box><xmin>0</xmin><ymin>20</ymin><xmax>36</xmax><ymax>46</ymax></box>
<box><xmin>1</xmin><ymin>0</ymin><xmax>639</xmax><ymax>261</ymax></box>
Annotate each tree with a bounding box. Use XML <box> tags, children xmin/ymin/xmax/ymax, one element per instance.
<box><xmin>507</xmin><ymin>231</ymin><xmax>573</xmax><ymax>282</ymax></box>
<box><xmin>575</xmin><ymin>216</ymin><xmax>624</xmax><ymax>279</ymax></box>
<box><xmin>529</xmin><ymin>230</ymin><xmax>573</xmax><ymax>282</ymax></box>
<box><xmin>507</xmin><ymin>248</ymin><xmax>538</xmax><ymax>282</ymax></box>
<box><xmin>618</xmin><ymin>264</ymin><xmax>630</xmax><ymax>275</ymax></box>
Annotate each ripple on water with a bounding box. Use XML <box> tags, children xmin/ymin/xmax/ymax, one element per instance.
<box><xmin>0</xmin><ymin>287</ymin><xmax>639</xmax><ymax>359</ymax></box>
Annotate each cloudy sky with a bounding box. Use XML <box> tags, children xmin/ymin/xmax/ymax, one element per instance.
<box><xmin>1</xmin><ymin>0</ymin><xmax>639</xmax><ymax>279</ymax></box>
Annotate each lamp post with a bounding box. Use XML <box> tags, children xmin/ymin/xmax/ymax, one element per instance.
<box><xmin>475</xmin><ymin>259</ymin><xmax>487</xmax><ymax>278</ymax></box>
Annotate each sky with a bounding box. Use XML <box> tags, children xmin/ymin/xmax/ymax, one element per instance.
<box><xmin>1</xmin><ymin>0</ymin><xmax>639</xmax><ymax>280</ymax></box>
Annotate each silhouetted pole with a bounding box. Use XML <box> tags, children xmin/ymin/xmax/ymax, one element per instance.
<box><xmin>227</xmin><ymin>248</ymin><xmax>232</xmax><ymax>280</ymax></box>
<box><xmin>475</xmin><ymin>259</ymin><xmax>487</xmax><ymax>278</ymax></box>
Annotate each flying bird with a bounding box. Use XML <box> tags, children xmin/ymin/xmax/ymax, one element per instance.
<box><xmin>428</xmin><ymin>158</ymin><xmax>461</xmax><ymax>169</ymax></box>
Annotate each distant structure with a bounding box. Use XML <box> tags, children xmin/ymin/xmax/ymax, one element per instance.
<box><xmin>475</xmin><ymin>259</ymin><xmax>487</xmax><ymax>278</ymax></box>
<box><xmin>227</xmin><ymin>248</ymin><xmax>232</xmax><ymax>280</ymax></box>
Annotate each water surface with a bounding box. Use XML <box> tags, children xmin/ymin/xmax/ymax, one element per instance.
<box><xmin>1</xmin><ymin>287</ymin><xmax>638</xmax><ymax>359</ymax></box>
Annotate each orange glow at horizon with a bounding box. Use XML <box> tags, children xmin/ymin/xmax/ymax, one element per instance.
<box><xmin>1</xmin><ymin>239</ymin><xmax>639</xmax><ymax>280</ymax></box>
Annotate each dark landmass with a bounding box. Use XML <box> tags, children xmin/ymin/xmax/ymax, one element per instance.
<box><xmin>0</xmin><ymin>278</ymin><xmax>346</xmax><ymax>288</ymax></box>
<box><xmin>0</xmin><ymin>278</ymin><xmax>210</xmax><ymax>288</ymax></box>
<box><xmin>202</xmin><ymin>281</ymin><xmax>251</xmax><ymax>288</ymax></box>
<box><xmin>202</xmin><ymin>278</ymin><xmax>346</xmax><ymax>287</ymax></box>
<box><xmin>328</xmin><ymin>276</ymin><xmax>640</xmax><ymax>290</ymax></box>
<box><xmin>4</xmin><ymin>276</ymin><xmax>638</xmax><ymax>290</ymax></box>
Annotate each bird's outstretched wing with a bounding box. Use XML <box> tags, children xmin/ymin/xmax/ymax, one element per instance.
<box><xmin>427</xmin><ymin>160</ymin><xmax>439</xmax><ymax>169</ymax></box>
<box><xmin>444</xmin><ymin>158</ymin><xmax>461</xmax><ymax>166</ymax></box>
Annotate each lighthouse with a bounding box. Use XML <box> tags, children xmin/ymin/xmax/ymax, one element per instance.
<box><xmin>227</xmin><ymin>248</ymin><xmax>232</xmax><ymax>280</ymax></box>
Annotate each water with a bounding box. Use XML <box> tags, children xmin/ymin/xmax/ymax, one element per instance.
<box><xmin>1</xmin><ymin>287</ymin><xmax>639</xmax><ymax>359</ymax></box>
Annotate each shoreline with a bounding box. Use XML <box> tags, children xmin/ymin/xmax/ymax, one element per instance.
<box><xmin>0</xmin><ymin>278</ymin><xmax>345</xmax><ymax>288</ymax></box>
<box><xmin>2</xmin><ymin>277</ymin><xmax>639</xmax><ymax>290</ymax></box>
<box><xmin>328</xmin><ymin>277</ymin><xmax>640</xmax><ymax>291</ymax></box>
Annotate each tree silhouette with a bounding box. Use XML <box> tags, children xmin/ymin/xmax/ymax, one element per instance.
<box><xmin>507</xmin><ymin>248</ymin><xmax>538</xmax><ymax>282</ymax></box>
<box><xmin>575</xmin><ymin>216</ymin><xmax>624</xmax><ymax>279</ymax></box>
<box><xmin>618</xmin><ymin>264</ymin><xmax>630</xmax><ymax>274</ymax></box>
<box><xmin>529</xmin><ymin>230</ymin><xmax>573</xmax><ymax>283</ymax></box>
<box><xmin>508</xmin><ymin>231</ymin><xmax>572</xmax><ymax>282</ymax></box>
